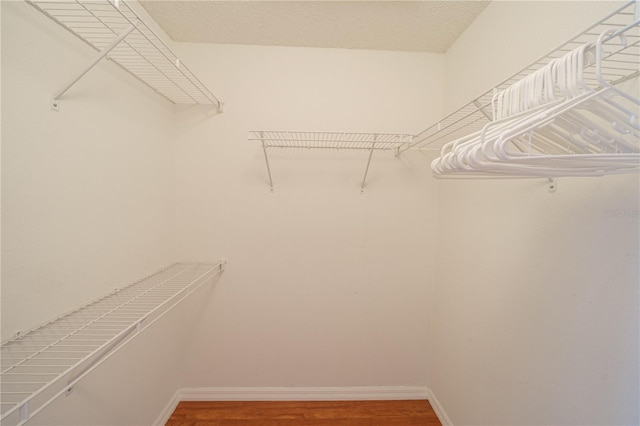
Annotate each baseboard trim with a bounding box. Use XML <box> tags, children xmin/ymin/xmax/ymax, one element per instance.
<box><xmin>153</xmin><ymin>388</ymin><xmax>181</xmax><ymax>426</ymax></box>
<box><xmin>179</xmin><ymin>386</ymin><xmax>430</xmax><ymax>402</ymax></box>
<box><xmin>427</xmin><ymin>387</ymin><xmax>453</xmax><ymax>426</ymax></box>
<box><xmin>155</xmin><ymin>386</ymin><xmax>448</xmax><ymax>425</ymax></box>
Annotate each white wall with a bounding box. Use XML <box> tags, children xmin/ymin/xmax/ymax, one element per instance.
<box><xmin>1</xmin><ymin>1</ymin><xmax>181</xmax><ymax>424</ymax></box>
<box><xmin>432</xmin><ymin>2</ymin><xmax>640</xmax><ymax>425</ymax></box>
<box><xmin>172</xmin><ymin>43</ymin><xmax>443</xmax><ymax>389</ymax></box>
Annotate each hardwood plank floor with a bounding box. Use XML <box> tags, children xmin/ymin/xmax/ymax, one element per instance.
<box><xmin>166</xmin><ymin>400</ymin><xmax>442</xmax><ymax>426</ymax></box>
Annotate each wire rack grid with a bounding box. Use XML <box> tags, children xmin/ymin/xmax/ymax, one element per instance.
<box><xmin>249</xmin><ymin>131</ymin><xmax>415</xmax><ymax>151</ymax></box>
<box><xmin>249</xmin><ymin>131</ymin><xmax>415</xmax><ymax>192</ymax></box>
<box><xmin>0</xmin><ymin>261</ymin><xmax>225</xmax><ymax>426</ymax></box>
<box><xmin>404</xmin><ymin>0</ymin><xmax>640</xmax><ymax>154</ymax></box>
<box><xmin>25</xmin><ymin>0</ymin><xmax>222</xmax><ymax>109</ymax></box>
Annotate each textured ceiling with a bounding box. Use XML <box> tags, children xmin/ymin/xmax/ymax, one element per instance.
<box><xmin>139</xmin><ymin>1</ymin><xmax>490</xmax><ymax>53</ymax></box>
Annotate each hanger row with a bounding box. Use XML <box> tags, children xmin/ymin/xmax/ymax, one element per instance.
<box><xmin>431</xmin><ymin>28</ymin><xmax>639</xmax><ymax>178</ymax></box>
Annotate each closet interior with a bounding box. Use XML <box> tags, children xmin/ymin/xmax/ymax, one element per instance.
<box><xmin>2</xmin><ymin>0</ymin><xmax>638</xmax><ymax>425</ymax></box>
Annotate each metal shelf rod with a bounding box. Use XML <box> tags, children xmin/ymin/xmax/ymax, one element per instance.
<box><xmin>361</xmin><ymin>137</ymin><xmax>377</xmax><ymax>193</ymax></box>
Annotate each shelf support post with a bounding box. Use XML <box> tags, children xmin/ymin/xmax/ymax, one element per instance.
<box><xmin>51</xmin><ymin>22</ymin><xmax>138</xmax><ymax>110</ymax></box>
<box><xmin>361</xmin><ymin>135</ymin><xmax>377</xmax><ymax>193</ymax></box>
<box><xmin>473</xmin><ymin>99</ymin><xmax>492</xmax><ymax>120</ymax></box>
<box><xmin>260</xmin><ymin>132</ymin><xmax>274</xmax><ymax>192</ymax></box>
<box><xmin>19</xmin><ymin>403</ymin><xmax>29</xmax><ymax>423</ymax></box>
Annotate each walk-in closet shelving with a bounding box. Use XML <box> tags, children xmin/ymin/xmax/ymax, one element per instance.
<box><xmin>0</xmin><ymin>261</ymin><xmax>226</xmax><ymax>426</ymax></box>
<box><xmin>250</xmin><ymin>2</ymin><xmax>638</xmax><ymax>185</ymax></box>
<box><xmin>402</xmin><ymin>0</ymin><xmax>639</xmax><ymax>156</ymax></box>
<box><xmin>26</xmin><ymin>0</ymin><xmax>222</xmax><ymax>110</ymax></box>
<box><xmin>249</xmin><ymin>131</ymin><xmax>414</xmax><ymax>192</ymax></box>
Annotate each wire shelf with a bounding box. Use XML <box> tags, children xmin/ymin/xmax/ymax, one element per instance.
<box><xmin>249</xmin><ymin>131</ymin><xmax>414</xmax><ymax>192</ymax></box>
<box><xmin>26</xmin><ymin>0</ymin><xmax>222</xmax><ymax>109</ymax></box>
<box><xmin>249</xmin><ymin>131</ymin><xmax>414</xmax><ymax>151</ymax></box>
<box><xmin>0</xmin><ymin>261</ymin><xmax>225</xmax><ymax>426</ymax></box>
<box><xmin>403</xmin><ymin>0</ymin><xmax>640</xmax><ymax>153</ymax></box>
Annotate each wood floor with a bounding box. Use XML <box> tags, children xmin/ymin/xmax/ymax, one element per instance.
<box><xmin>166</xmin><ymin>400</ymin><xmax>442</xmax><ymax>425</ymax></box>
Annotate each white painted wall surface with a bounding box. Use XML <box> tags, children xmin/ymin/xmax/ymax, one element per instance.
<box><xmin>1</xmin><ymin>1</ymin><xmax>183</xmax><ymax>424</ymax></box>
<box><xmin>432</xmin><ymin>2</ymin><xmax>640</xmax><ymax>425</ymax></box>
<box><xmin>172</xmin><ymin>43</ymin><xmax>443</xmax><ymax>389</ymax></box>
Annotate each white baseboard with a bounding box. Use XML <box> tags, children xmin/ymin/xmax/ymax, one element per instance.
<box><xmin>179</xmin><ymin>386</ymin><xmax>429</xmax><ymax>401</ymax></box>
<box><xmin>427</xmin><ymin>387</ymin><xmax>453</xmax><ymax>426</ymax></box>
<box><xmin>155</xmin><ymin>386</ymin><xmax>449</xmax><ymax>425</ymax></box>
<box><xmin>153</xmin><ymin>388</ymin><xmax>182</xmax><ymax>426</ymax></box>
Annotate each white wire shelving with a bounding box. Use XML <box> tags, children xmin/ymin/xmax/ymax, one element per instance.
<box><xmin>250</xmin><ymin>3</ymin><xmax>638</xmax><ymax>188</ymax></box>
<box><xmin>249</xmin><ymin>131</ymin><xmax>414</xmax><ymax>192</ymax></box>
<box><xmin>401</xmin><ymin>0</ymin><xmax>640</xmax><ymax>156</ymax></box>
<box><xmin>25</xmin><ymin>0</ymin><xmax>222</xmax><ymax>111</ymax></box>
<box><xmin>0</xmin><ymin>261</ymin><xmax>226</xmax><ymax>426</ymax></box>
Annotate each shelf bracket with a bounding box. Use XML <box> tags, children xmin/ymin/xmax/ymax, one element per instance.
<box><xmin>19</xmin><ymin>403</ymin><xmax>29</xmax><ymax>423</ymax></box>
<box><xmin>473</xmin><ymin>99</ymin><xmax>492</xmax><ymax>120</ymax></box>
<box><xmin>548</xmin><ymin>178</ymin><xmax>557</xmax><ymax>193</ymax></box>
<box><xmin>260</xmin><ymin>134</ymin><xmax>274</xmax><ymax>192</ymax></box>
<box><xmin>51</xmin><ymin>22</ymin><xmax>138</xmax><ymax>110</ymax></box>
<box><xmin>361</xmin><ymin>135</ymin><xmax>377</xmax><ymax>193</ymax></box>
